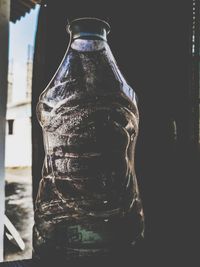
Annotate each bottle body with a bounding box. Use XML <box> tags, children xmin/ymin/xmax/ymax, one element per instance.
<box><xmin>33</xmin><ymin>22</ymin><xmax>144</xmax><ymax>260</ymax></box>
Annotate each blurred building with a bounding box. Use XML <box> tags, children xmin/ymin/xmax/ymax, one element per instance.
<box><xmin>5</xmin><ymin>45</ymin><xmax>33</xmax><ymax>167</ymax></box>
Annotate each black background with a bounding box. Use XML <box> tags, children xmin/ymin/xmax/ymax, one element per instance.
<box><xmin>31</xmin><ymin>0</ymin><xmax>199</xmax><ymax>266</ymax></box>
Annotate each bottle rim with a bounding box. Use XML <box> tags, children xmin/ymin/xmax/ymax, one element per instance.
<box><xmin>67</xmin><ymin>17</ymin><xmax>110</xmax><ymax>35</ymax></box>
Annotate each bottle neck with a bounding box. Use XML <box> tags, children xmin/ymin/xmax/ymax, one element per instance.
<box><xmin>67</xmin><ymin>17</ymin><xmax>110</xmax><ymax>42</ymax></box>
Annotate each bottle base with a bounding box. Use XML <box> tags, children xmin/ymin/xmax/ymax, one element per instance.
<box><xmin>33</xmin><ymin>234</ymin><xmax>144</xmax><ymax>266</ymax></box>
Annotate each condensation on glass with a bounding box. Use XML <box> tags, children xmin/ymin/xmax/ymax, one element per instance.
<box><xmin>33</xmin><ymin>17</ymin><xmax>144</xmax><ymax>261</ymax></box>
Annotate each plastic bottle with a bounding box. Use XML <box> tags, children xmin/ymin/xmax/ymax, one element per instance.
<box><xmin>33</xmin><ymin>17</ymin><xmax>144</xmax><ymax>261</ymax></box>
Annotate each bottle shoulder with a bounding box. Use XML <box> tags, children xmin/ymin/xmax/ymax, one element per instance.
<box><xmin>41</xmin><ymin>47</ymin><xmax>136</xmax><ymax>98</ymax></box>
<box><xmin>37</xmin><ymin>41</ymin><xmax>138</xmax><ymax>124</ymax></box>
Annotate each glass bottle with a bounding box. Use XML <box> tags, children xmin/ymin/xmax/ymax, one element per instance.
<box><xmin>33</xmin><ymin>17</ymin><xmax>144</xmax><ymax>261</ymax></box>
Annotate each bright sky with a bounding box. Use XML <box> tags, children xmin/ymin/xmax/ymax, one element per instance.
<box><xmin>9</xmin><ymin>5</ymin><xmax>40</xmax><ymax>102</ymax></box>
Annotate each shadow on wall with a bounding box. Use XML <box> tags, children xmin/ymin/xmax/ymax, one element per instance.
<box><xmin>4</xmin><ymin>167</ymin><xmax>33</xmax><ymax>261</ymax></box>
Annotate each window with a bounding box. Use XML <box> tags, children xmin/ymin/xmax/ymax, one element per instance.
<box><xmin>8</xmin><ymin>119</ymin><xmax>14</xmax><ymax>135</ymax></box>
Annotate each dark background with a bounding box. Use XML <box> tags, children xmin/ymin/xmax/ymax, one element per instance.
<box><xmin>31</xmin><ymin>0</ymin><xmax>199</xmax><ymax>265</ymax></box>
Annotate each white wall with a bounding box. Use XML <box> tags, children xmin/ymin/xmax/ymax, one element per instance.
<box><xmin>5</xmin><ymin>117</ymin><xmax>32</xmax><ymax>167</ymax></box>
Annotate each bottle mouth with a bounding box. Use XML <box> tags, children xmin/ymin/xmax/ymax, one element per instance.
<box><xmin>67</xmin><ymin>17</ymin><xmax>110</xmax><ymax>41</ymax></box>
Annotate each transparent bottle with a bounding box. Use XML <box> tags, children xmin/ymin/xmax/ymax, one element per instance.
<box><xmin>33</xmin><ymin>17</ymin><xmax>144</xmax><ymax>261</ymax></box>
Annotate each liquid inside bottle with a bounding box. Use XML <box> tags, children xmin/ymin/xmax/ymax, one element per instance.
<box><xmin>33</xmin><ymin>17</ymin><xmax>144</xmax><ymax>261</ymax></box>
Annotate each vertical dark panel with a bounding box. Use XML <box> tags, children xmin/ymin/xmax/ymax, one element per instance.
<box><xmin>189</xmin><ymin>0</ymin><xmax>200</xmax><ymax>262</ymax></box>
<box><xmin>191</xmin><ymin>0</ymin><xmax>200</xmax><ymax>147</ymax></box>
<box><xmin>32</xmin><ymin>1</ymin><xmax>69</xmax><ymax>202</ymax></box>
